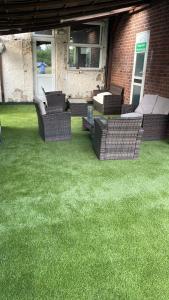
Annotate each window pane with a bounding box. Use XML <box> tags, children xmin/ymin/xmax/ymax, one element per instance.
<box><xmin>70</xmin><ymin>24</ymin><xmax>100</xmax><ymax>44</ymax></box>
<box><xmin>35</xmin><ymin>30</ymin><xmax>52</xmax><ymax>36</ymax></box>
<box><xmin>135</xmin><ymin>53</ymin><xmax>145</xmax><ymax>77</ymax></box>
<box><xmin>69</xmin><ymin>46</ymin><xmax>76</xmax><ymax>67</ymax></box>
<box><xmin>132</xmin><ymin>85</ymin><xmax>141</xmax><ymax>106</ymax></box>
<box><xmin>134</xmin><ymin>78</ymin><xmax>142</xmax><ymax>84</ymax></box>
<box><xmin>69</xmin><ymin>46</ymin><xmax>100</xmax><ymax>68</ymax></box>
<box><xmin>36</xmin><ymin>41</ymin><xmax>52</xmax><ymax>74</ymax></box>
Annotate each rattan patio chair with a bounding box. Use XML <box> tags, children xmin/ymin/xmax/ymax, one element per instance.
<box><xmin>42</xmin><ymin>87</ymin><xmax>62</xmax><ymax>96</ymax></box>
<box><xmin>92</xmin><ymin>117</ymin><xmax>143</xmax><ymax>160</ymax></box>
<box><xmin>93</xmin><ymin>84</ymin><xmax>124</xmax><ymax>115</ymax></box>
<box><xmin>42</xmin><ymin>87</ymin><xmax>67</xmax><ymax>112</ymax></box>
<box><xmin>34</xmin><ymin>102</ymin><xmax>71</xmax><ymax>142</ymax></box>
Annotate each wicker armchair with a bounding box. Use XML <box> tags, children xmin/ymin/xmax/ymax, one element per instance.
<box><xmin>42</xmin><ymin>87</ymin><xmax>67</xmax><ymax>112</ymax></box>
<box><xmin>93</xmin><ymin>84</ymin><xmax>124</xmax><ymax>115</ymax></box>
<box><xmin>42</xmin><ymin>87</ymin><xmax>62</xmax><ymax>96</ymax></box>
<box><xmin>122</xmin><ymin>105</ymin><xmax>169</xmax><ymax>140</ymax></box>
<box><xmin>92</xmin><ymin>117</ymin><xmax>143</xmax><ymax>160</ymax></box>
<box><xmin>34</xmin><ymin>103</ymin><xmax>71</xmax><ymax>142</ymax></box>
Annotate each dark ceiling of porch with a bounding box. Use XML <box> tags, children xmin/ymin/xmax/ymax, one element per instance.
<box><xmin>0</xmin><ymin>0</ymin><xmax>150</xmax><ymax>35</ymax></box>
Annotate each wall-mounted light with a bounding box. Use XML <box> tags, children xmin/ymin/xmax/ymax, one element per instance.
<box><xmin>57</xmin><ymin>28</ymin><xmax>66</xmax><ymax>35</ymax></box>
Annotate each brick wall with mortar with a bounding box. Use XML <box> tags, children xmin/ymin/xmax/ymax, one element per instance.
<box><xmin>110</xmin><ymin>0</ymin><xmax>169</xmax><ymax>103</ymax></box>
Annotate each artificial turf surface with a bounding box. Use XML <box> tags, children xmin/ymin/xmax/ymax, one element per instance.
<box><xmin>0</xmin><ymin>104</ymin><xmax>169</xmax><ymax>300</ymax></box>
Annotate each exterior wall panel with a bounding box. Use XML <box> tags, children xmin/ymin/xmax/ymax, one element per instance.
<box><xmin>0</xmin><ymin>22</ymin><xmax>108</xmax><ymax>102</ymax></box>
<box><xmin>110</xmin><ymin>0</ymin><xmax>169</xmax><ymax>103</ymax></box>
<box><xmin>0</xmin><ymin>33</ymin><xmax>33</xmax><ymax>102</ymax></box>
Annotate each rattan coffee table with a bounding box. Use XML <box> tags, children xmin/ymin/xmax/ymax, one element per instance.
<box><xmin>68</xmin><ymin>99</ymin><xmax>87</xmax><ymax>116</ymax></box>
<box><xmin>82</xmin><ymin>116</ymin><xmax>107</xmax><ymax>132</ymax></box>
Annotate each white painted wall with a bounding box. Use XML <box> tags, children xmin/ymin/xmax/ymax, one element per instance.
<box><xmin>55</xmin><ymin>24</ymin><xmax>108</xmax><ymax>99</ymax></box>
<box><xmin>0</xmin><ymin>33</ymin><xmax>33</xmax><ymax>102</ymax></box>
<box><xmin>0</xmin><ymin>22</ymin><xmax>108</xmax><ymax>102</ymax></box>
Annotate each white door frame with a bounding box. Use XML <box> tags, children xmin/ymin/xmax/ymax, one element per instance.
<box><xmin>32</xmin><ymin>35</ymin><xmax>56</xmax><ymax>98</ymax></box>
<box><xmin>130</xmin><ymin>30</ymin><xmax>150</xmax><ymax>104</ymax></box>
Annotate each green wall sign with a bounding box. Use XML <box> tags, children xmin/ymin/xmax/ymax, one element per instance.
<box><xmin>136</xmin><ymin>42</ymin><xmax>147</xmax><ymax>52</ymax></box>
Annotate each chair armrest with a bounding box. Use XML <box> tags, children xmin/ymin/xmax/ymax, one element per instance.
<box><xmin>94</xmin><ymin>118</ymin><xmax>107</xmax><ymax>131</ymax></box>
<box><xmin>143</xmin><ymin>114</ymin><xmax>169</xmax><ymax>122</ymax></box>
<box><xmin>143</xmin><ymin>114</ymin><xmax>169</xmax><ymax>117</ymax></box>
<box><xmin>92</xmin><ymin>118</ymin><xmax>107</xmax><ymax>158</ymax></box>
<box><xmin>142</xmin><ymin>114</ymin><xmax>169</xmax><ymax>125</ymax></box>
<box><xmin>92</xmin><ymin>118</ymin><xmax>107</xmax><ymax>139</ymax></box>
<box><xmin>138</xmin><ymin>128</ymin><xmax>144</xmax><ymax>139</ymax></box>
<box><xmin>45</xmin><ymin>91</ymin><xmax>62</xmax><ymax>95</ymax></box>
<box><xmin>121</xmin><ymin>104</ymin><xmax>135</xmax><ymax>114</ymax></box>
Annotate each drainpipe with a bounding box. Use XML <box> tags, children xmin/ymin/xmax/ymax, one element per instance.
<box><xmin>0</xmin><ymin>42</ymin><xmax>6</xmax><ymax>103</ymax></box>
<box><xmin>106</xmin><ymin>15</ymin><xmax>122</xmax><ymax>89</ymax></box>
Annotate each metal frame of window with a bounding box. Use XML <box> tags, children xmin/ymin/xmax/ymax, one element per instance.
<box><xmin>130</xmin><ymin>30</ymin><xmax>150</xmax><ymax>104</ymax></box>
<box><xmin>68</xmin><ymin>22</ymin><xmax>104</xmax><ymax>70</ymax></box>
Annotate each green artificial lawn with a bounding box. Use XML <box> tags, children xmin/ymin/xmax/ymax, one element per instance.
<box><xmin>1</xmin><ymin>105</ymin><xmax>169</xmax><ymax>300</ymax></box>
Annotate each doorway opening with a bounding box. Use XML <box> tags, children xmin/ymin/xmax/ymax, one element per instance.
<box><xmin>130</xmin><ymin>30</ymin><xmax>150</xmax><ymax>106</ymax></box>
<box><xmin>33</xmin><ymin>33</ymin><xmax>55</xmax><ymax>99</ymax></box>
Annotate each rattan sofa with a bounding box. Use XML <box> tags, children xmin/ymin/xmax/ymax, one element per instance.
<box><xmin>92</xmin><ymin>117</ymin><xmax>143</xmax><ymax>160</ymax></box>
<box><xmin>93</xmin><ymin>84</ymin><xmax>124</xmax><ymax>115</ymax></box>
<box><xmin>34</xmin><ymin>101</ymin><xmax>71</xmax><ymax>142</ymax></box>
<box><xmin>121</xmin><ymin>95</ymin><xmax>169</xmax><ymax>140</ymax></box>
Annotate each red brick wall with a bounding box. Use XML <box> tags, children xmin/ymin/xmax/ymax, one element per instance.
<box><xmin>110</xmin><ymin>0</ymin><xmax>169</xmax><ymax>103</ymax></box>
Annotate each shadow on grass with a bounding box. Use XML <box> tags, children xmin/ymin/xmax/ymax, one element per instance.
<box><xmin>1</xmin><ymin>126</ymin><xmax>39</xmax><ymax>147</ymax></box>
<box><xmin>0</xmin><ymin>104</ymin><xmax>35</xmax><ymax>115</ymax></box>
<box><xmin>1</xmin><ymin>126</ymin><xmax>94</xmax><ymax>158</ymax></box>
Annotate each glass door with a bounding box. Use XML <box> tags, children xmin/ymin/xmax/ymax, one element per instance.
<box><xmin>33</xmin><ymin>37</ymin><xmax>55</xmax><ymax>99</ymax></box>
<box><xmin>130</xmin><ymin>31</ymin><xmax>150</xmax><ymax>106</ymax></box>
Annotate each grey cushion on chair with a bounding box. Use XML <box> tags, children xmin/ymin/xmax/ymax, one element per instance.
<box><xmin>121</xmin><ymin>112</ymin><xmax>143</xmax><ymax>118</ymax></box>
<box><xmin>152</xmin><ymin>96</ymin><xmax>169</xmax><ymax>115</ymax></box>
<box><xmin>135</xmin><ymin>94</ymin><xmax>158</xmax><ymax>114</ymax></box>
<box><xmin>34</xmin><ymin>97</ymin><xmax>46</xmax><ymax>115</ymax></box>
<box><xmin>93</xmin><ymin>92</ymin><xmax>112</xmax><ymax>104</ymax></box>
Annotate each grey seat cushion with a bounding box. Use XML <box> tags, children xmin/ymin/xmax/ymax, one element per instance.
<box><xmin>135</xmin><ymin>94</ymin><xmax>158</xmax><ymax>114</ymax></box>
<box><xmin>121</xmin><ymin>112</ymin><xmax>143</xmax><ymax>118</ymax></box>
<box><xmin>152</xmin><ymin>96</ymin><xmax>169</xmax><ymax>115</ymax></box>
<box><xmin>93</xmin><ymin>92</ymin><xmax>112</xmax><ymax>104</ymax></box>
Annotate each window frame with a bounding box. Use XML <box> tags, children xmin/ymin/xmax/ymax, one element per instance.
<box><xmin>68</xmin><ymin>22</ymin><xmax>104</xmax><ymax>71</ymax></box>
<box><xmin>33</xmin><ymin>29</ymin><xmax>54</xmax><ymax>38</ymax></box>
